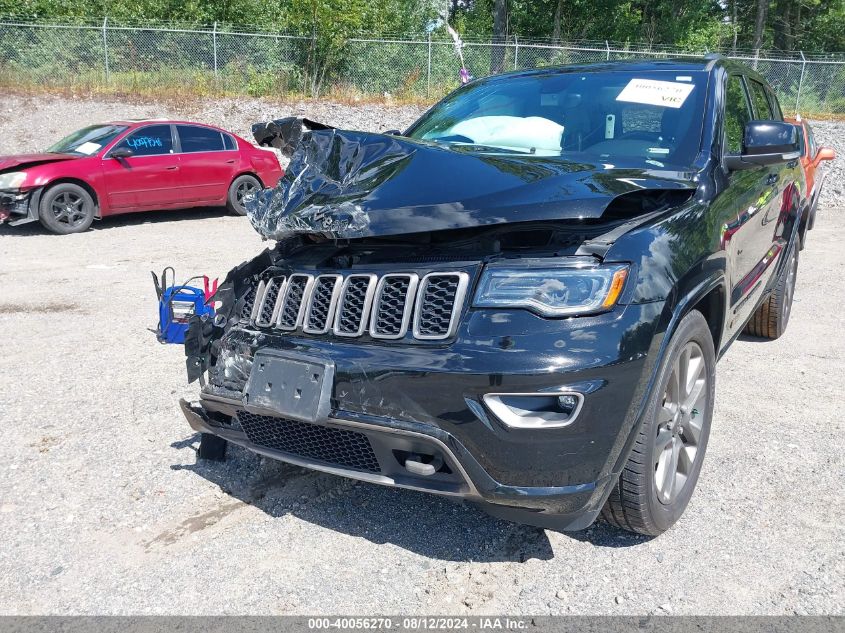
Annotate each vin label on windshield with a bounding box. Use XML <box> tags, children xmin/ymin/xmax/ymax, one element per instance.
<box><xmin>616</xmin><ymin>78</ymin><xmax>695</xmax><ymax>108</ymax></box>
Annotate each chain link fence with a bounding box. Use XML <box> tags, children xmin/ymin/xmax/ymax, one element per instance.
<box><xmin>1</xmin><ymin>19</ymin><xmax>844</xmax><ymax>115</ymax></box>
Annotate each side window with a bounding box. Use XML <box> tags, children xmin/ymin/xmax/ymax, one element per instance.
<box><xmin>223</xmin><ymin>134</ymin><xmax>236</xmax><ymax>151</ymax></box>
<box><xmin>724</xmin><ymin>76</ymin><xmax>752</xmax><ymax>154</ymax></box>
<box><xmin>113</xmin><ymin>125</ymin><xmax>173</xmax><ymax>156</ymax></box>
<box><xmin>766</xmin><ymin>87</ymin><xmax>783</xmax><ymax>120</ymax></box>
<box><xmin>748</xmin><ymin>80</ymin><xmax>772</xmax><ymax>119</ymax></box>
<box><xmin>177</xmin><ymin>125</ymin><xmax>225</xmax><ymax>153</ymax></box>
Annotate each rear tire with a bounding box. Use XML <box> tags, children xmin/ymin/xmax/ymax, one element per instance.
<box><xmin>601</xmin><ymin>310</ymin><xmax>715</xmax><ymax>536</ymax></box>
<box><xmin>38</xmin><ymin>183</ymin><xmax>96</xmax><ymax>234</ymax></box>
<box><xmin>226</xmin><ymin>174</ymin><xmax>261</xmax><ymax>216</ymax></box>
<box><xmin>744</xmin><ymin>242</ymin><xmax>799</xmax><ymax>340</ymax></box>
<box><xmin>198</xmin><ymin>433</ymin><xmax>228</xmax><ymax>461</ymax></box>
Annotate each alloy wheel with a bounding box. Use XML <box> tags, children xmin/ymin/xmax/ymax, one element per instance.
<box><xmin>235</xmin><ymin>180</ymin><xmax>258</xmax><ymax>211</ymax></box>
<box><xmin>50</xmin><ymin>191</ymin><xmax>88</xmax><ymax>227</ymax></box>
<box><xmin>654</xmin><ymin>341</ymin><xmax>707</xmax><ymax>505</ymax></box>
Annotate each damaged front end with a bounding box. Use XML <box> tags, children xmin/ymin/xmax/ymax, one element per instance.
<box><xmin>0</xmin><ymin>187</ymin><xmax>41</xmax><ymax>226</ymax></box>
<box><xmin>181</xmin><ymin>115</ymin><xmax>698</xmax><ymax>531</ymax></box>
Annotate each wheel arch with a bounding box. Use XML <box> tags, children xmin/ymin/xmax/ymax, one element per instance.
<box><xmin>41</xmin><ymin>177</ymin><xmax>102</xmax><ymax>218</ymax></box>
<box><xmin>231</xmin><ymin>171</ymin><xmax>264</xmax><ymax>188</ymax></box>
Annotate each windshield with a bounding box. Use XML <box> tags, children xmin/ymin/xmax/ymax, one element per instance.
<box><xmin>47</xmin><ymin>125</ymin><xmax>128</xmax><ymax>156</ymax></box>
<box><xmin>406</xmin><ymin>70</ymin><xmax>708</xmax><ymax>168</ymax></box>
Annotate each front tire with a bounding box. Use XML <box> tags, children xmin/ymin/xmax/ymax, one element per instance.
<box><xmin>38</xmin><ymin>183</ymin><xmax>96</xmax><ymax>234</ymax></box>
<box><xmin>601</xmin><ymin>310</ymin><xmax>715</xmax><ymax>536</ymax></box>
<box><xmin>744</xmin><ymin>242</ymin><xmax>799</xmax><ymax>340</ymax></box>
<box><xmin>227</xmin><ymin>174</ymin><xmax>261</xmax><ymax>216</ymax></box>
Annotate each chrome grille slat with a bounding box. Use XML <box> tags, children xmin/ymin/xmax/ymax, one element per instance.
<box><xmin>369</xmin><ymin>273</ymin><xmax>419</xmax><ymax>339</ymax></box>
<box><xmin>276</xmin><ymin>274</ymin><xmax>313</xmax><ymax>330</ymax></box>
<box><xmin>334</xmin><ymin>274</ymin><xmax>377</xmax><ymax>337</ymax></box>
<box><xmin>304</xmin><ymin>274</ymin><xmax>343</xmax><ymax>334</ymax></box>
<box><xmin>248</xmin><ymin>279</ymin><xmax>267</xmax><ymax>324</ymax></box>
<box><xmin>254</xmin><ymin>276</ymin><xmax>286</xmax><ymax>327</ymax></box>
<box><xmin>413</xmin><ymin>272</ymin><xmax>470</xmax><ymax>340</ymax></box>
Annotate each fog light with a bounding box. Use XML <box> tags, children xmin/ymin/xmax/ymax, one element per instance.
<box><xmin>483</xmin><ymin>392</ymin><xmax>584</xmax><ymax>429</ymax></box>
<box><xmin>558</xmin><ymin>394</ymin><xmax>579</xmax><ymax>413</ymax></box>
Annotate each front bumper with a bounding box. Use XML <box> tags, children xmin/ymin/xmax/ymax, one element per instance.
<box><xmin>185</xmin><ymin>300</ymin><xmax>666</xmax><ymax>531</ymax></box>
<box><xmin>0</xmin><ymin>189</ymin><xmax>40</xmax><ymax>226</ymax></box>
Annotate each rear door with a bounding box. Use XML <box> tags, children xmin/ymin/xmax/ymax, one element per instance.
<box><xmin>174</xmin><ymin>125</ymin><xmax>238</xmax><ymax>204</ymax></box>
<box><xmin>100</xmin><ymin>124</ymin><xmax>181</xmax><ymax>211</ymax></box>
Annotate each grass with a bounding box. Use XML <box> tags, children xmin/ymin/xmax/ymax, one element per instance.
<box><xmin>0</xmin><ymin>69</ymin><xmax>443</xmax><ymax>106</ymax></box>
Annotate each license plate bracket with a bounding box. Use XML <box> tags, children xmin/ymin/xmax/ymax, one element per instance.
<box><xmin>244</xmin><ymin>350</ymin><xmax>335</xmax><ymax>423</ymax></box>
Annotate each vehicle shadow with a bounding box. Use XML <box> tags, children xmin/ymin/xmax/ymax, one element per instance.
<box><xmin>171</xmin><ymin>433</ymin><xmax>651</xmax><ymax>561</ymax></box>
<box><xmin>0</xmin><ymin>207</ymin><xmax>232</xmax><ymax>237</ymax></box>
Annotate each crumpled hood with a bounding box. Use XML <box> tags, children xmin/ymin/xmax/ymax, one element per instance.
<box><xmin>0</xmin><ymin>153</ymin><xmax>79</xmax><ymax>173</ymax></box>
<box><xmin>247</xmin><ymin>129</ymin><xmax>697</xmax><ymax>240</ymax></box>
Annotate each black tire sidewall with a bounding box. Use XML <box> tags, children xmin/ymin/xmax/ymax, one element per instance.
<box><xmin>776</xmin><ymin>244</ymin><xmax>799</xmax><ymax>336</ymax></box>
<box><xmin>227</xmin><ymin>175</ymin><xmax>260</xmax><ymax>216</ymax></box>
<box><xmin>641</xmin><ymin>311</ymin><xmax>716</xmax><ymax>533</ymax></box>
<box><xmin>39</xmin><ymin>183</ymin><xmax>96</xmax><ymax>234</ymax></box>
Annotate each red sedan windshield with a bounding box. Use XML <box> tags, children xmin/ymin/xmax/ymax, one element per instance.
<box><xmin>47</xmin><ymin>124</ymin><xmax>128</xmax><ymax>156</ymax></box>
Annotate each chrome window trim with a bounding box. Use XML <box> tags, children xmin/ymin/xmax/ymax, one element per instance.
<box><xmin>333</xmin><ymin>274</ymin><xmax>378</xmax><ymax>337</ymax></box>
<box><xmin>303</xmin><ymin>274</ymin><xmax>343</xmax><ymax>334</ymax></box>
<box><xmin>275</xmin><ymin>274</ymin><xmax>314</xmax><ymax>331</ymax></box>
<box><xmin>412</xmin><ymin>272</ymin><xmax>470</xmax><ymax>341</ymax></box>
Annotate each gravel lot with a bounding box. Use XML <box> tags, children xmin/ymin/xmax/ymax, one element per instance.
<box><xmin>0</xmin><ymin>95</ymin><xmax>843</xmax><ymax>615</ymax></box>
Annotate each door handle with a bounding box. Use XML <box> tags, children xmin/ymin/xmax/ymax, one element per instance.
<box><xmin>225</xmin><ymin>159</ymin><xmax>236</xmax><ymax>164</ymax></box>
<box><xmin>165</xmin><ymin>166</ymin><xmax>179</xmax><ymax>171</ymax></box>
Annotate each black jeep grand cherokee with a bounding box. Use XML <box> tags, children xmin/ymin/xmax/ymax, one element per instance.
<box><xmin>181</xmin><ymin>58</ymin><xmax>804</xmax><ymax>535</ymax></box>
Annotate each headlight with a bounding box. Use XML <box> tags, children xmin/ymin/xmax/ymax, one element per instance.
<box><xmin>0</xmin><ymin>172</ymin><xmax>26</xmax><ymax>190</ymax></box>
<box><xmin>473</xmin><ymin>263</ymin><xmax>629</xmax><ymax>317</ymax></box>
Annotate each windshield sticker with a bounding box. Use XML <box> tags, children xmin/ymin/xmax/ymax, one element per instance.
<box><xmin>127</xmin><ymin>136</ymin><xmax>164</xmax><ymax>150</ymax></box>
<box><xmin>74</xmin><ymin>141</ymin><xmax>101</xmax><ymax>155</ymax></box>
<box><xmin>616</xmin><ymin>78</ymin><xmax>695</xmax><ymax>109</ymax></box>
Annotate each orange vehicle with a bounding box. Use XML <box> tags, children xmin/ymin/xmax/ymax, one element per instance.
<box><xmin>787</xmin><ymin>117</ymin><xmax>836</xmax><ymax>241</ymax></box>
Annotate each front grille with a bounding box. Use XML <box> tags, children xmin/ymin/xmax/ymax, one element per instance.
<box><xmin>236</xmin><ymin>410</ymin><xmax>381</xmax><ymax>473</ymax></box>
<box><xmin>414</xmin><ymin>273</ymin><xmax>468</xmax><ymax>339</ymax></box>
<box><xmin>245</xmin><ymin>269</ymin><xmax>468</xmax><ymax>341</ymax></box>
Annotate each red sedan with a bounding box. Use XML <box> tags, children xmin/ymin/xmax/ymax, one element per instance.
<box><xmin>0</xmin><ymin>120</ymin><xmax>283</xmax><ymax>234</ymax></box>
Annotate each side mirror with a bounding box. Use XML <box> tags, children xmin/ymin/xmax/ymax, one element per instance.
<box><xmin>816</xmin><ymin>147</ymin><xmax>836</xmax><ymax>162</ymax></box>
<box><xmin>109</xmin><ymin>147</ymin><xmax>133</xmax><ymax>159</ymax></box>
<box><xmin>383</xmin><ymin>129</ymin><xmax>402</xmax><ymax>136</ymax></box>
<box><xmin>724</xmin><ymin>120</ymin><xmax>799</xmax><ymax>171</ymax></box>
